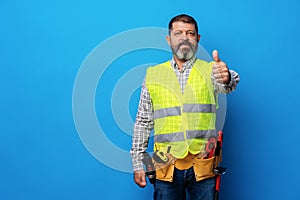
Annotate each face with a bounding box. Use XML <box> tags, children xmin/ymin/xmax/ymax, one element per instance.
<box><xmin>167</xmin><ymin>21</ymin><xmax>200</xmax><ymax>61</ymax></box>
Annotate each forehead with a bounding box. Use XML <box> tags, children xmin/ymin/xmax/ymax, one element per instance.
<box><xmin>171</xmin><ymin>21</ymin><xmax>196</xmax><ymax>31</ymax></box>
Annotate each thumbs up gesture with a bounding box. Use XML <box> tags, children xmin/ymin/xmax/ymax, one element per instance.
<box><xmin>212</xmin><ymin>50</ymin><xmax>230</xmax><ymax>84</ymax></box>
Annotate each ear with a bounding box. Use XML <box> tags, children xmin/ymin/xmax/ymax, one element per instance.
<box><xmin>197</xmin><ymin>34</ymin><xmax>201</xmax><ymax>42</ymax></box>
<box><xmin>166</xmin><ymin>35</ymin><xmax>171</xmax><ymax>46</ymax></box>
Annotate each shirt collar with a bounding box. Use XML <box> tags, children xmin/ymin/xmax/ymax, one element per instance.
<box><xmin>170</xmin><ymin>56</ymin><xmax>197</xmax><ymax>72</ymax></box>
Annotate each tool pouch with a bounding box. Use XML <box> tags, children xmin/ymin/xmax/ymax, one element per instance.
<box><xmin>193</xmin><ymin>156</ymin><xmax>215</xmax><ymax>181</ymax></box>
<box><xmin>153</xmin><ymin>153</ymin><xmax>175</xmax><ymax>182</ymax></box>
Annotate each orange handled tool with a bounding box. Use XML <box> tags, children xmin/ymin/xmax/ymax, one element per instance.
<box><xmin>214</xmin><ymin>131</ymin><xmax>226</xmax><ymax>200</ymax></box>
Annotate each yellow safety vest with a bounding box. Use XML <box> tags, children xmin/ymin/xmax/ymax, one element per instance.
<box><xmin>146</xmin><ymin>59</ymin><xmax>217</xmax><ymax>159</ymax></box>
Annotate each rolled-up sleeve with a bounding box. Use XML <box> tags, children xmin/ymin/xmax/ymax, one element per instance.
<box><xmin>212</xmin><ymin>70</ymin><xmax>240</xmax><ymax>94</ymax></box>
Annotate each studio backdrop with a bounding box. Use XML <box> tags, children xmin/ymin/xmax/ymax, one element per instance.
<box><xmin>0</xmin><ymin>0</ymin><xmax>299</xmax><ymax>199</ymax></box>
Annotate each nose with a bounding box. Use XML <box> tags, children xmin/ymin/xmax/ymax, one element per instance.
<box><xmin>180</xmin><ymin>32</ymin><xmax>188</xmax><ymax>40</ymax></box>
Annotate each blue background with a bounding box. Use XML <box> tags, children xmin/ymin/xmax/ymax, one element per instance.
<box><xmin>1</xmin><ymin>0</ymin><xmax>299</xmax><ymax>199</ymax></box>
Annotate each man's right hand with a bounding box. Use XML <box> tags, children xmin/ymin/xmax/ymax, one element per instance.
<box><xmin>134</xmin><ymin>169</ymin><xmax>147</xmax><ymax>188</ymax></box>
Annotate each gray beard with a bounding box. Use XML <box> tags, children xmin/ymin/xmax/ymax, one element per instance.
<box><xmin>175</xmin><ymin>47</ymin><xmax>194</xmax><ymax>60</ymax></box>
<box><xmin>173</xmin><ymin>42</ymin><xmax>197</xmax><ymax>61</ymax></box>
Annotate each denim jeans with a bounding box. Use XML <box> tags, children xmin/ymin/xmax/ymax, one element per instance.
<box><xmin>153</xmin><ymin>167</ymin><xmax>215</xmax><ymax>200</ymax></box>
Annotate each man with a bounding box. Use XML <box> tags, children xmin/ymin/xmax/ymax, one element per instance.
<box><xmin>130</xmin><ymin>14</ymin><xmax>240</xmax><ymax>200</ymax></box>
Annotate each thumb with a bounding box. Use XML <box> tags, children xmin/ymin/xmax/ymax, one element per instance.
<box><xmin>138</xmin><ymin>174</ymin><xmax>147</xmax><ymax>188</ymax></box>
<box><xmin>212</xmin><ymin>50</ymin><xmax>220</xmax><ymax>62</ymax></box>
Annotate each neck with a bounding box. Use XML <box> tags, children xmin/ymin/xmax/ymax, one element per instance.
<box><xmin>174</xmin><ymin>57</ymin><xmax>186</xmax><ymax>70</ymax></box>
<box><xmin>174</xmin><ymin>56</ymin><xmax>196</xmax><ymax>70</ymax></box>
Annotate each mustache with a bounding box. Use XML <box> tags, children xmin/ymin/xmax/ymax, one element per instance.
<box><xmin>178</xmin><ymin>41</ymin><xmax>193</xmax><ymax>48</ymax></box>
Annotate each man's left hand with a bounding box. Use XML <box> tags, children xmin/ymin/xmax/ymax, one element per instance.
<box><xmin>212</xmin><ymin>50</ymin><xmax>230</xmax><ymax>84</ymax></box>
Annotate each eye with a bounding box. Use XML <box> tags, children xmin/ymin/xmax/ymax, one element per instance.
<box><xmin>187</xmin><ymin>31</ymin><xmax>195</xmax><ymax>36</ymax></box>
<box><xmin>173</xmin><ymin>31</ymin><xmax>182</xmax><ymax>36</ymax></box>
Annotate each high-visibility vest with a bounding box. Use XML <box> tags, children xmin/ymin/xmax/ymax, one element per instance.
<box><xmin>146</xmin><ymin>59</ymin><xmax>217</xmax><ymax>159</ymax></box>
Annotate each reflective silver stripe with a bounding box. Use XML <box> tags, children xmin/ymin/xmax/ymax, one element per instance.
<box><xmin>154</xmin><ymin>132</ymin><xmax>184</xmax><ymax>143</ymax></box>
<box><xmin>186</xmin><ymin>130</ymin><xmax>217</xmax><ymax>140</ymax></box>
<box><xmin>154</xmin><ymin>106</ymin><xmax>181</xmax><ymax>119</ymax></box>
<box><xmin>183</xmin><ymin>104</ymin><xmax>216</xmax><ymax>113</ymax></box>
<box><xmin>154</xmin><ymin>104</ymin><xmax>215</xmax><ymax>119</ymax></box>
<box><xmin>155</xmin><ymin>130</ymin><xmax>216</xmax><ymax>142</ymax></box>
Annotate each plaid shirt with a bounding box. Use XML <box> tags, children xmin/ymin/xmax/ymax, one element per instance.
<box><xmin>130</xmin><ymin>56</ymin><xmax>240</xmax><ymax>171</ymax></box>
